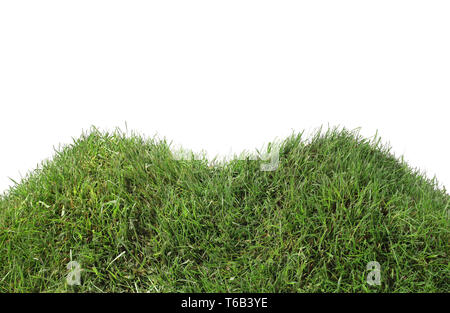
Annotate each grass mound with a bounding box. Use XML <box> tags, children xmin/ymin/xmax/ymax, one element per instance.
<box><xmin>0</xmin><ymin>127</ymin><xmax>448</xmax><ymax>292</ymax></box>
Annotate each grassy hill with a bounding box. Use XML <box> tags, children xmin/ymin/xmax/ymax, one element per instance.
<box><xmin>0</xmin><ymin>127</ymin><xmax>448</xmax><ymax>292</ymax></box>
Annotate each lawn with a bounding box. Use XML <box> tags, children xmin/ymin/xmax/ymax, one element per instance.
<box><xmin>0</xmin><ymin>126</ymin><xmax>448</xmax><ymax>292</ymax></box>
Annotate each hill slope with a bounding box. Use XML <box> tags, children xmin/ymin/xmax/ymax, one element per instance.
<box><xmin>0</xmin><ymin>127</ymin><xmax>448</xmax><ymax>292</ymax></box>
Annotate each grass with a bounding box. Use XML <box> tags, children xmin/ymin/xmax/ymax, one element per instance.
<box><xmin>0</xmin><ymin>126</ymin><xmax>448</xmax><ymax>293</ymax></box>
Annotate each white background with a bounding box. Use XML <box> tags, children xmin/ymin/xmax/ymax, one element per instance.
<box><xmin>1</xmin><ymin>1</ymin><xmax>449</xmax><ymax>194</ymax></box>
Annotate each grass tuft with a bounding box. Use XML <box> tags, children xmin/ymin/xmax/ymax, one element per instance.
<box><xmin>0</xmin><ymin>126</ymin><xmax>448</xmax><ymax>292</ymax></box>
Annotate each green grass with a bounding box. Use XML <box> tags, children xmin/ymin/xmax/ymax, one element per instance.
<box><xmin>0</xmin><ymin>126</ymin><xmax>448</xmax><ymax>293</ymax></box>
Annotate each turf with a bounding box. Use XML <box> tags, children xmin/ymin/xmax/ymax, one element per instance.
<box><xmin>0</xmin><ymin>126</ymin><xmax>448</xmax><ymax>292</ymax></box>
